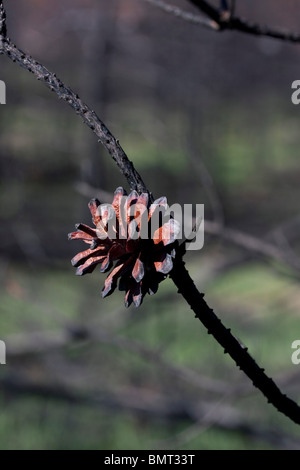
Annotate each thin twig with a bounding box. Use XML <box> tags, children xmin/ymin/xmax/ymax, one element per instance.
<box><xmin>141</xmin><ymin>0</ymin><xmax>300</xmax><ymax>43</ymax></box>
<box><xmin>205</xmin><ymin>220</ymin><xmax>300</xmax><ymax>273</ymax></box>
<box><xmin>6</xmin><ymin>326</ymin><xmax>233</xmax><ymax>395</ymax></box>
<box><xmin>189</xmin><ymin>0</ymin><xmax>221</xmax><ymax>24</ymax></box>
<box><xmin>188</xmin><ymin>0</ymin><xmax>300</xmax><ymax>42</ymax></box>
<box><xmin>138</xmin><ymin>0</ymin><xmax>219</xmax><ymax>29</ymax></box>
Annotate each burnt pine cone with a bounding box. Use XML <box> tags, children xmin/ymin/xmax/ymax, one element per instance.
<box><xmin>69</xmin><ymin>187</ymin><xmax>180</xmax><ymax>307</ymax></box>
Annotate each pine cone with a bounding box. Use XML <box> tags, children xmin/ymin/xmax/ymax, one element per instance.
<box><xmin>69</xmin><ymin>187</ymin><xmax>180</xmax><ymax>307</ymax></box>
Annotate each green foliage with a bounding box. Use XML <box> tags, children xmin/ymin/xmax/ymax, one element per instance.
<box><xmin>0</xmin><ymin>258</ymin><xmax>299</xmax><ymax>449</ymax></box>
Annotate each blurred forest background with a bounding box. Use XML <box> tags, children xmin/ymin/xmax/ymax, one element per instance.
<box><xmin>0</xmin><ymin>0</ymin><xmax>300</xmax><ymax>450</ymax></box>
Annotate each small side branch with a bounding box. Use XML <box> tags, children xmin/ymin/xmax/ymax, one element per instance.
<box><xmin>229</xmin><ymin>17</ymin><xmax>300</xmax><ymax>43</ymax></box>
<box><xmin>189</xmin><ymin>0</ymin><xmax>221</xmax><ymax>25</ymax></box>
<box><xmin>205</xmin><ymin>220</ymin><xmax>300</xmax><ymax>274</ymax></box>
<box><xmin>139</xmin><ymin>0</ymin><xmax>219</xmax><ymax>30</ymax></box>
<box><xmin>188</xmin><ymin>0</ymin><xmax>300</xmax><ymax>42</ymax></box>
<box><xmin>140</xmin><ymin>0</ymin><xmax>300</xmax><ymax>43</ymax></box>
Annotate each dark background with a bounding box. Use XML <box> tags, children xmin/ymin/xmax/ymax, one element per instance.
<box><xmin>0</xmin><ymin>0</ymin><xmax>300</xmax><ymax>449</ymax></box>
